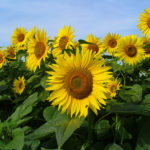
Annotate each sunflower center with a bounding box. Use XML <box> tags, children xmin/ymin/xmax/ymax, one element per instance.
<box><xmin>0</xmin><ymin>55</ymin><xmax>3</xmax><ymax>63</ymax></box>
<box><xmin>111</xmin><ymin>85</ymin><xmax>117</xmax><ymax>93</ymax></box>
<box><xmin>145</xmin><ymin>47</ymin><xmax>150</xmax><ymax>54</ymax></box>
<box><xmin>88</xmin><ymin>44</ymin><xmax>99</xmax><ymax>53</ymax></box>
<box><xmin>108</xmin><ymin>39</ymin><xmax>117</xmax><ymax>48</ymax></box>
<box><xmin>72</xmin><ymin>77</ymin><xmax>83</xmax><ymax>89</ymax></box>
<box><xmin>34</xmin><ymin>42</ymin><xmax>46</xmax><ymax>59</ymax></box>
<box><xmin>125</xmin><ymin>45</ymin><xmax>137</xmax><ymax>57</ymax></box>
<box><xmin>17</xmin><ymin>34</ymin><xmax>25</xmax><ymax>42</ymax></box>
<box><xmin>59</xmin><ymin>36</ymin><xmax>69</xmax><ymax>50</ymax></box>
<box><xmin>66</xmin><ymin>70</ymin><xmax>93</xmax><ymax>99</ymax></box>
<box><xmin>19</xmin><ymin>81</ymin><xmax>23</xmax><ymax>89</ymax></box>
<box><xmin>147</xmin><ymin>18</ymin><xmax>150</xmax><ymax>28</ymax></box>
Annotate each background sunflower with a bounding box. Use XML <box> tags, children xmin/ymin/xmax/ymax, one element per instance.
<box><xmin>82</xmin><ymin>34</ymin><xmax>104</xmax><ymax>55</ymax></box>
<box><xmin>116</xmin><ymin>35</ymin><xmax>144</xmax><ymax>65</ymax></box>
<box><xmin>52</xmin><ymin>25</ymin><xmax>75</xmax><ymax>57</ymax></box>
<box><xmin>0</xmin><ymin>50</ymin><xmax>5</xmax><ymax>68</ymax></box>
<box><xmin>26</xmin><ymin>28</ymin><xmax>50</xmax><ymax>72</ymax></box>
<box><xmin>104</xmin><ymin>32</ymin><xmax>121</xmax><ymax>55</ymax></box>
<box><xmin>11</xmin><ymin>27</ymin><xmax>28</xmax><ymax>50</ymax></box>
<box><xmin>138</xmin><ymin>8</ymin><xmax>150</xmax><ymax>38</ymax></box>
<box><xmin>13</xmin><ymin>76</ymin><xmax>25</xmax><ymax>95</ymax></box>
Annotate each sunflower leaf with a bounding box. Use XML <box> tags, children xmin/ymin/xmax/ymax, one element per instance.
<box><xmin>119</xmin><ymin>84</ymin><xmax>142</xmax><ymax>103</ymax></box>
<box><xmin>0</xmin><ymin>128</ymin><xmax>24</xmax><ymax>150</ymax></box>
<box><xmin>104</xmin><ymin>143</ymin><xmax>123</xmax><ymax>150</ymax></box>
<box><xmin>6</xmin><ymin>92</ymin><xmax>38</xmax><ymax>126</ymax></box>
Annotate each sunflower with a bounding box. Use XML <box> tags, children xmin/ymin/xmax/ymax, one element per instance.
<box><xmin>5</xmin><ymin>45</ymin><xmax>16</xmax><ymax>60</ymax></box>
<box><xmin>0</xmin><ymin>50</ymin><xmax>5</xmax><ymax>68</ymax></box>
<box><xmin>13</xmin><ymin>76</ymin><xmax>25</xmax><ymax>95</ymax></box>
<box><xmin>46</xmin><ymin>49</ymin><xmax>112</xmax><ymax>118</ymax></box>
<box><xmin>82</xmin><ymin>34</ymin><xmax>104</xmax><ymax>55</ymax></box>
<box><xmin>138</xmin><ymin>8</ymin><xmax>150</xmax><ymax>38</ymax></box>
<box><xmin>116</xmin><ymin>35</ymin><xmax>144</xmax><ymax>65</ymax></box>
<box><xmin>11</xmin><ymin>27</ymin><xmax>28</xmax><ymax>50</ymax></box>
<box><xmin>106</xmin><ymin>78</ymin><xmax>121</xmax><ymax>98</ymax></box>
<box><xmin>52</xmin><ymin>25</ymin><xmax>75</xmax><ymax>57</ymax></box>
<box><xmin>104</xmin><ymin>32</ymin><xmax>121</xmax><ymax>55</ymax></box>
<box><xmin>141</xmin><ymin>36</ymin><xmax>150</xmax><ymax>58</ymax></box>
<box><xmin>26</xmin><ymin>28</ymin><xmax>50</xmax><ymax>72</ymax></box>
<box><xmin>26</xmin><ymin>26</ymin><xmax>36</xmax><ymax>41</ymax></box>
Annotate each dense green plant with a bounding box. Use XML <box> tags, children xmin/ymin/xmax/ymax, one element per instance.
<box><xmin>1</xmin><ymin>7</ymin><xmax>150</xmax><ymax>149</ymax></box>
<box><xmin>0</xmin><ymin>43</ymin><xmax>150</xmax><ymax>150</ymax></box>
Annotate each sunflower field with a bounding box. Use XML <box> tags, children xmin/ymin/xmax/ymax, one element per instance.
<box><xmin>0</xmin><ymin>8</ymin><xmax>150</xmax><ymax>150</ymax></box>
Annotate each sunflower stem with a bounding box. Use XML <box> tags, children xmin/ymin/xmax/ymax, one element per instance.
<box><xmin>114</xmin><ymin>113</ymin><xmax>119</xmax><ymax>143</ymax></box>
<box><xmin>87</xmin><ymin>114</ymin><xmax>92</xmax><ymax>144</ymax></box>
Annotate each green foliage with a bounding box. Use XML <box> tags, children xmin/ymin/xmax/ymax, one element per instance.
<box><xmin>27</xmin><ymin>106</ymin><xmax>84</xmax><ymax>148</ymax></box>
<box><xmin>1</xmin><ymin>31</ymin><xmax>150</xmax><ymax>150</ymax></box>
<box><xmin>119</xmin><ymin>84</ymin><xmax>142</xmax><ymax>103</ymax></box>
<box><xmin>104</xmin><ymin>143</ymin><xmax>123</xmax><ymax>150</ymax></box>
<box><xmin>95</xmin><ymin>120</ymin><xmax>111</xmax><ymax>138</ymax></box>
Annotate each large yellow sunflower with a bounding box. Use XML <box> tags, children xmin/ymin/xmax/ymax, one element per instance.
<box><xmin>141</xmin><ymin>36</ymin><xmax>150</xmax><ymax>58</ymax></box>
<box><xmin>104</xmin><ymin>32</ymin><xmax>121</xmax><ymax>55</ymax></box>
<box><xmin>13</xmin><ymin>76</ymin><xmax>25</xmax><ymax>95</ymax></box>
<box><xmin>138</xmin><ymin>8</ymin><xmax>150</xmax><ymax>38</ymax></box>
<box><xmin>82</xmin><ymin>34</ymin><xmax>104</xmax><ymax>55</ymax></box>
<box><xmin>26</xmin><ymin>28</ymin><xmax>50</xmax><ymax>72</ymax></box>
<box><xmin>52</xmin><ymin>25</ymin><xmax>75</xmax><ymax>57</ymax></box>
<box><xmin>106</xmin><ymin>78</ymin><xmax>121</xmax><ymax>98</ymax></box>
<box><xmin>11</xmin><ymin>27</ymin><xmax>28</xmax><ymax>50</ymax></box>
<box><xmin>46</xmin><ymin>49</ymin><xmax>112</xmax><ymax>118</ymax></box>
<box><xmin>0</xmin><ymin>50</ymin><xmax>5</xmax><ymax>68</ymax></box>
<box><xmin>116</xmin><ymin>35</ymin><xmax>144</xmax><ymax>65</ymax></box>
<box><xmin>5</xmin><ymin>45</ymin><xmax>16</xmax><ymax>60</ymax></box>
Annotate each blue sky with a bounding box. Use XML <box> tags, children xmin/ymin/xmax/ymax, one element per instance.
<box><xmin>0</xmin><ymin>0</ymin><xmax>149</xmax><ymax>47</ymax></box>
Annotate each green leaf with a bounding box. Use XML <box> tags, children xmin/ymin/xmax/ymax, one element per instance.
<box><xmin>118</xmin><ymin>127</ymin><xmax>132</xmax><ymax>144</ymax></box>
<box><xmin>104</xmin><ymin>143</ymin><xmax>123</xmax><ymax>150</ymax></box>
<box><xmin>119</xmin><ymin>84</ymin><xmax>142</xmax><ymax>103</ymax></box>
<box><xmin>28</xmin><ymin>106</ymin><xmax>84</xmax><ymax>148</ymax></box>
<box><xmin>112</xmin><ymin>63</ymin><xmax>122</xmax><ymax>73</ymax></box>
<box><xmin>0</xmin><ymin>94</ymin><xmax>11</xmax><ymax>101</ymax></box>
<box><xmin>40</xmin><ymin>75</ymin><xmax>48</xmax><ymax>88</ymax></box>
<box><xmin>142</xmin><ymin>94</ymin><xmax>150</xmax><ymax>104</ymax></box>
<box><xmin>39</xmin><ymin>91</ymin><xmax>49</xmax><ymax>102</ymax></box>
<box><xmin>27</xmin><ymin>106</ymin><xmax>68</xmax><ymax>140</ymax></box>
<box><xmin>26</xmin><ymin>75</ymin><xmax>39</xmax><ymax>84</ymax></box>
<box><xmin>95</xmin><ymin>120</ymin><xmax>111</xmax><ymax>138</ymax></box>
<box><xmin>43</xmin><ymin>107</ymin><xmax>84</xmax><ymax>148</ymax></box>
<box><xmin>26</xmin><ymin>121</ymin><xmax>56</xmax><ymax>140</ymax></box>
<box><xmin>0</xmin><ymin>85</ymin><xmax>8</xmax><ymax>93</ymax></box>
<box><xmin>78</xmin><ymin>39</ymin><xmax>91</xmax><ymax>44</ymax></box>
<box><xmin>24</xmin><ymin>140</ymin><xmax>40</xmax><ymax>150</ymax></box>
<box><xmin>56</xmin><ymin>117</ymin><xmax>84</xmax><ymax>148</ymax></box>
<box><xmin>43</xmin><ymin>106</ymin><xmax>61</xmax><ymax>122</ymax></box>
<box><xmin>0</xmin><ymin>128</ymin><xmax>24</xmax><ymax>150</ymax></box>
<box><xmin>135</xmin><ymin>119</ymin><xmax>150</xmax><ymax>150</ymax></box>
<box><xmin>0</xmin><ymin>80</ymin><xmax>6</xmax><ymax>86</ymax></box>
<box><xmin>106</xmin><ymin>102</ymin><xmax>150</xmax><ymax>116</ymax></box>
<box><xmin>7</xmin><ymin>92</ymin><xmax>38</xmax><ymax>126</ymax></box>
